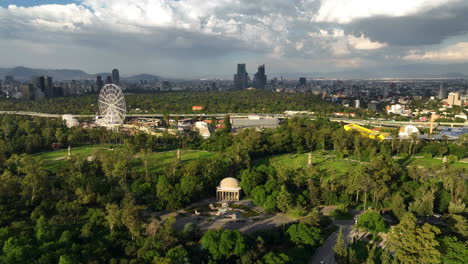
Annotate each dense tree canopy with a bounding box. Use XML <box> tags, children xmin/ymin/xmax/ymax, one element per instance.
<box><xmin>0</xmin><ymin>113</ymin><xmax>466</xmax><ymax>263</ymax></box>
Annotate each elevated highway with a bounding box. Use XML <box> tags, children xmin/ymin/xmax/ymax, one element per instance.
<box><xmin>0</xmin><ymin>110</ymin><xmax>466</xmax><ymax>128</ymax></box>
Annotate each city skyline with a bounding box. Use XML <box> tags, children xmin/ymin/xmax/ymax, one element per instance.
<box><xmin>2</xmin><ymin>1</ymin><xmax>468</xmax><ymax>78</ymax></box>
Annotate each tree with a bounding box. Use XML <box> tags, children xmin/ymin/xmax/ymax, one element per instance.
<box><xmin>166</xmin><ymin>245</ymin><xmax>189</xmax><ymax>264</ymax></box>
<box><xmin>286</xmin><ymin>223</ymin><xmax>321</xmax><ymax>247</ymax></box>
<box><xmin>262</xmin><ymin>252</ymin><xmax>290</xmax><ymax>264</ymax></box>
<box><xmin>446</xmin><ymin>214</ymin><xmax>467</xmax><ymax>238</ymax></box>
<box><xmin>356</xmin><ymin>212</ymin><xmax>386</xmax><ymax>233</ymax></box>
<box><xmin>380</xmin><ymin>250</ymin><xmax>392</xmax><ymax>264</ymax></box>
<box><xmin>121</xmin><ymin>196</ymin><xmax>144</xmax><ymax>240</ymax></box>
<box><xmin>348</xmin><ymin>247</ymin><xmax>358</xmax><ymax>264</ymax></box>
<box><xmin>223</xmin><ymin>115</ymin><xmax>232</xmax><ymax>133</ymax></box>
<box><xmin>240</xmin><ymin>169</ymin><xmax>265</xmax><ymax>196</ymax></box>
<box><xmin>276</xmin><ymin>185</ymin><xmax>293</xmax><ymax>213</ymax></box>
<box><xmin>440</xmin><ymin>236</ymin><xmax>468</xmax><ymax>264</ymax></box>
<box><xmin>252</xmin><ymin>186</ymin><xmax>267</xmax><ymax>206</ymax></box>
<box><xmin>19</xmin><ymin>156</ymin><xmax>49</xmax><ymax>202</ymax></box>
<box><xmin>390</xmin><ymin>193</ymin><xmax>406</xmax><ymax>220</ymax></box>
<box><xmin>366</xmin><ymin>244</ymin><xmax>376</xmax><ymax>264</ymax></box>
<box><xmin>1</xmin><ymin>237</ymin><xmax>35</xmax><ymax>264</ymax></box>
<box><xmin>34</xmin><ymin>216</ymin><xmax>51</xmax><ymax>242</ymax></box>
<box><xmin>409</xmin><ymin>189</ymin><xmax>435</xmax><ymax>217</ymax></box>
<box><xmin>334</xmin><ymin>227</ymin><xmax>347</xmax><ymax>263</ymax></box>
<box><xmin>104</xmin><ymin>203</ymin><xmax>121</xmax><ymax>233</ymax></box>
<box><xmin>388</xmin><ymin>213</ymin><xmax>441</xmax><ymax>264</ymax></box>
<box><xmin>201</xmin><ymin>230</ymin><xmax>246</xmax><ymax>261</ymax></box>
<box><xmin>448</xmin><ymin>200</ymin><xmax>466</xmax><ymax>214</ymax></box>
<box><xmin>59</xmin><ymin>255</ymin><xmax>77</xmax><ymax>264</ymax></box>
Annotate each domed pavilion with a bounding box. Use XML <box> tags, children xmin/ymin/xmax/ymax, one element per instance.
<box><xmin>216</xmin><ymin>177</ymin><xmax>241</xmax><ymax>201</ymax></box>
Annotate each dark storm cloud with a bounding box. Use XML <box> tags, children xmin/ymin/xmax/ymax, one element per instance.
<box><xmin>344</xmin><ymin>1</ymin><xmax>468</xmax><ymax>46</ymax></box>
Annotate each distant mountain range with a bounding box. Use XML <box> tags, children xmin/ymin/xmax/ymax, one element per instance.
<box><xmin>0</xmin><ymin>66</ymin><xmax>159</xmax><ymax>81</ymax></box>
<box><xmin>1</xmin><ymin>63</ymin><xmax>468</xmax><ymax>81</ymax></box>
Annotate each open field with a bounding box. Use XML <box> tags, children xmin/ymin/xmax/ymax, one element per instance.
<box><xmin>255</xmin><ymin>152</ymin><xmax>359</xmax><ymax>175</ymax></box>
<box><xmin>255</xmin><ymin>152</ymin><xmax>468</xmax><ymax>173</ymax></box>
<box><xmin>397</xmin><ymin>156</ymin><xmax>468</xmax><ymax>169</ymax></box>
<box><xmin>33</xmin><ymin>144</ymin><xmax>117</xmax><ymax>172</ymax></box>
<box><xmin>130</xmin><ymin>150</ymin><xmax>221</xmax><ymax>174</ymax></box>
<box><xmin>34</xmin><ymin>144</ymin><xmax>221</xmax><ymax>173</ymax></box>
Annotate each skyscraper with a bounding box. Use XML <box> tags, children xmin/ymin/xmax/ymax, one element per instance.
<box><xmin>234</xmin><ymin>63</ymin><xmax>249</xmax><ymax>90</ymax></box>
<box><xmin>438</xmin><ymin>82</ymin><xmax>447</xmax><ymax>99</ymax></box>
<box><xmin>31</xmin><ymin>76</ymin><xmax>53</xmax><ymax>99</ymax></box>
<box><xmin>112</xmin><ymin>69</ymin><xmax>120</xmax><ymax>85</ymax></box>
<box><xmin>299</xmin><ymin>77</ymin><xmax>307</xmax><ymax>87</ymax></box>
<box><xmin>253</xmin><ymin>64</ymin><xmax>267</xmax><ymax>89</ymax></box>
<box><xmin>106</xmin><ymin>76</ymin><xmax>113</xmax><ymax>84</ymax></box>
<box><xmin>96</xmin><ymin>76</ymin><xmax>104</xmax><ymax>92</ymax></box>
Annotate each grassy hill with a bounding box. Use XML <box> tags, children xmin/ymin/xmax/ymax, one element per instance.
<box><xmin>255</xmin><ymin>151</ymin><xmax>468</xmax><ymax>173</ymax></box>
<box><xmin>34</xmin><ymin>144</ymin><xmax>220</xmax><ymax>173</ymax></box>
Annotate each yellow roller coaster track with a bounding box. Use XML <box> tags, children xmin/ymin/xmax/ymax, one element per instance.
<box><xmin>344</xmin><ymin>124</ymin><xmax>388</xmax><ymax>141</ymax></box>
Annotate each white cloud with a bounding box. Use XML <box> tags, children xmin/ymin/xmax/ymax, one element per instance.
<box><xmin>314</xmin><ymin>0</ymin><xmax>459</xmax><ymax>23</ymax></box>
<box><xmin>1</xmin><ymin>4</ymin><xmax>94</xmax><ymax>32</ymax></box>
<box><xmin>403</xmin><ymin>42</ymin><xmax>468</xmax><ymax>62</ymax></box>
<box><xmin>307</xmin><ymin>29</ymin><xmax>387</xmax><ymax>55</ymax></box>
<box><xmin>348</xmin><ymin>35</ymin><xmax>387</xmax><ymax>50</ymax></box>
<box><xmin>0</xmin><ymin>0</ymin><xmax>466</xmax><ymax>76</ymax></box>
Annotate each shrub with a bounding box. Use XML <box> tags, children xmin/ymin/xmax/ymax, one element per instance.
<box><xmin>356</xmin><ymin>211</ymin><xmax>386</xmax><ymax>233</ymax></box>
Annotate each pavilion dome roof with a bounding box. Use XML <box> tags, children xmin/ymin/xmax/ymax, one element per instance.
<box><xmin>219</xmin><ymin>177</ymin><xmax>241</xmax><ymax>189</ymax></box>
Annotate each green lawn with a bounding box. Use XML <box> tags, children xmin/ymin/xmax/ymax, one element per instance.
<box><xmin>130</xmin><ymin>150</ymin><xmax>221</xmax><ymax>174</ymax></box>
<box><xmin>256</xmin><ymin>152</ymin><xmax>467</xmax><ymax>175</ymax></box>
<box><xmin>397</xmin><ymin>157</ymin><xmax>468</xmax><ymax>169</ymax></box>
<box><xmin>255</xmin><ymin>152</ymin><xmax>359</xmax><ymax>175</ymax></box>
<box><xmin>34</xmin><ymin>145</ymin><xmax>220</xmax><ymax>173</ymax></box>
<box><xmin>34</xmin><ymin>144</ymin><xmax>118</xmax><ymax>172</ymax></box>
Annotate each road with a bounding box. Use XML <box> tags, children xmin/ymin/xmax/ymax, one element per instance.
<box><xmin>1</xmin><ymin>110</ymin><xmax>466</xmax><ymax>128</ymax></box>
<box><xmin>309</xmin><ymin>219</ymin><xmax>355</xmax><ymax>264</ymax></box>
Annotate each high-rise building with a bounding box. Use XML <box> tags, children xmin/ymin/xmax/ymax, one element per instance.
<box><xmin>112</xmin><ymin>69</ymin><xmax>120</xmax><ymax>85</ymax></box>
<box><xmin>96</xmin><ymin>76</ymin><xmax>104</xmax><ymax>92</ymax></box>
<box><xmin>355</xmin><ymin>99</ymin><xmax>361</xmax><ymax>108</ymax></box>
<box><xmin>382</xmin><ymin>85</ymin><xmax>390</xmax><ymax>98</ymax></box>
<box><xmin>253</xmin><ymin>64</ymin><xmax>267</xmax><ymax>89</ymax></box>
<box><xmin>106</xmin><ymin>76</ymin><xmax>113</xmax><ymax>84</ymax></box>
<box><xmin>444</xmin><ymin>92</ymin><xmax>463</xmax><ymax>106</ymax></box>
<box><xmin>234</xmin><ymin>63</ymin><xmax>249</xmax><ymax>90</ymax></box>
<box><xmin>31</xmin><ymin>76</ymin><xmax>53</xmax><ymax>99</ymax></box>
<box><xmin>438</xmin><ymin>82</ymin><xmax>447</xmax><ymax>99</ymax></box>
<box><xmin>299</xmin><ymin>77</ymin><xmax>307</xmax><ymax>87</ymax></box>
<box><xmin>20</xmin><ymin>84</ymin><xmax>34</xmax><ymax>100</ymax></box>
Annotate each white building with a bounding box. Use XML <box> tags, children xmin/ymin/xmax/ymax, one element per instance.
<box><xmin>62</xmin><ymin>115</ymin><xmax>79</xmax><ymax>128</ymax></box>
<box><xmin>216</xmin><ymin>177</ymin><xmax>241</xmax><ymax>201</ymax></box>
<box><xmin>398</xmin><ymin>125</ymin><xmax>420</xmax><ymax>138</ymax></box>
<box><xmin>195</xmin><ymin>121</ymin><xmax>211</xmax><ymax>139</ymax></box>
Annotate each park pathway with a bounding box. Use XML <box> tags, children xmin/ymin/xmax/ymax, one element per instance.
<box><xmin>309</xmin><ymin>219</ymin><xmax>355</xmax><ymax>264</ymax></box>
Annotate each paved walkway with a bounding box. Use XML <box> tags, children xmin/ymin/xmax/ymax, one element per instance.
<box><xmin>309</xmin><ymin>219</ymin><xmax>354</xmax><ymax>264</ymax></box>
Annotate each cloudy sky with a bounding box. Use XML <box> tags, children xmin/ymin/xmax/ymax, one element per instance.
<box><xmin>1</xmin><ymin>0</ymin><xmax>468</xmax><ymax>77</ymax></box>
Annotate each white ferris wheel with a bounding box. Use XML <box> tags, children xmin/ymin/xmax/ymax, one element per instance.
<box><xmin>98</xmin><ymin>84</ymin><xmax>126</xmax><ymax>127</ymax></box>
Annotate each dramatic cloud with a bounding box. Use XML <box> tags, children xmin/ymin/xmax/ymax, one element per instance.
<box><xmin>0</xmin><ymin>0</ymin><xmax>467</xmax><ymax>77</ymax></box>
<box><xmin>404</xmin><ymin>42</ymin><xmax>468</xmax><ymax>62</ymax></box>
<box><xmin>314</xmin><ymin>0</ymin><xmax>459</xmax><ymax>23</ymax></box>
<box><xmin>343</xmin><ymin>1</ymin><xmax>468</xmax><ymax>46</ymax></box>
